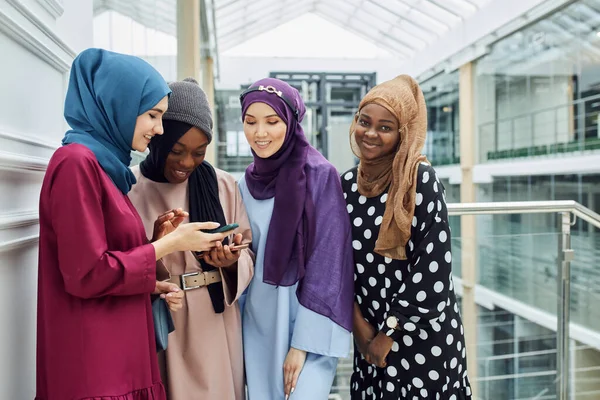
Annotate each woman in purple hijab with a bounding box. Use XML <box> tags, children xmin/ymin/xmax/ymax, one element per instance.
<box><xmin>238</xmin><ymin>78</ymin><xmax>354</xmax><ymax>399</ymax></box>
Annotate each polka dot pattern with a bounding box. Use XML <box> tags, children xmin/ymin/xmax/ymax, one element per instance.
<box><xmin>342</xmin><ymin>164</ymin><xmax>471</xmax><ymax>399</ymax></box>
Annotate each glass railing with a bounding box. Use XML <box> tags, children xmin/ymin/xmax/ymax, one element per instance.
<box><xmin>423</xmin><ymin>129</ymin><xmax>460</xmax><ymax>167</ymax></box>
<box><xmin>568</xmin><ymin>230</ymin><xmax>600</xmax><ymax>332</ymax></box>
<box><xmin>478</xmin><ymin>94</ymin><xmax>600</xmax><ymax>163</ymax></box>
<box><xmin>447</xmin><ymin>201</ymin><xmax>600</xmax><ymax>400</ymax></box>
<box><xmin>451</xmin><ymin>218</ymin><xmax>561</xmax><ymax>399</ymax></box>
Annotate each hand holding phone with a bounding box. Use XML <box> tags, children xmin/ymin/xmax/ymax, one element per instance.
<box><xmin>229</xmin><ymin>243</ymin><xmax>249</xmax><ymax>252</ymax></box>
<box><xmin>202</xmin><ymin>223</ymin><xmax>239</xmax><ymax>234</ymax></box>
<box><xmin>202</xmin><ymin>232</ymin><xmax>245</xmax><ymax>268</ymax></box>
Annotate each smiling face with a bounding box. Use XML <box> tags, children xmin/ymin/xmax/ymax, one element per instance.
<box><xmin>243</xmin><ymin>102</ymin><xmax>287</xmax><ymax>158</ymax></box>
<box><xmin>131</xmin><ymin>95</ymin><xmax>169</xmax><ymax>152</ymax></box>
<box><xmin>163</xmin><ymin>126</ymin><xmax>209</xmax><ymax>184</ymax></box>
<box><xmin>353</xmin><ymin>103</ymin><xmax>401</xmax><ymax>161</ymax></box>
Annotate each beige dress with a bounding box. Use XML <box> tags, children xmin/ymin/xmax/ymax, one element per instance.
<box><xmin>129</xmin><ymin>165</ymin><xmax>253</xmax><ymax>400</ymax></box>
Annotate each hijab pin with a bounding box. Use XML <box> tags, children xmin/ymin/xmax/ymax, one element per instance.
<box><xmin>258</xmin><ymin>85</ymin><xmax>283</xmax><ymax>97</ymax></box>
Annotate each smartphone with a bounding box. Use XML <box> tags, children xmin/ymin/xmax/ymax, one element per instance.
<box><xmin>229</xmin><ymin>243</ymin><xmax>249</xmax><ymax>252</ymax></box>
<box><xmin>203</xmin><ymin>223</ymin><xmax>239</xmax><ymax>234</ymax></box>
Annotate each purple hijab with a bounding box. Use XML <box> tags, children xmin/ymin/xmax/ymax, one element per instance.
<box><xmin>242</xmin><ymin>78</ymin><xmax>354</xmax><ymax>330</ymax></box>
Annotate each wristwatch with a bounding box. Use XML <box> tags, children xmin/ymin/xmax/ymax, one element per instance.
<box><xmin>386</xmin><ymin>315</ymin><xmax>400</xmax><ymax>330</ymax></box>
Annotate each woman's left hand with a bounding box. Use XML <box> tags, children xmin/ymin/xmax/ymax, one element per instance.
<box><xmin>283</xmin><ymin>347</ymin><xmax>307</xmax><ymax>399</ymax></box>
<box><xmin>203</xmin><ymin>233</ymin><xmax>243</xmax><ymax>268</ymax></box>
<box><xmin>366</xmin><ymin>332</ymin><xmax>394</xmax><ymax>368</ymax></box>
<box><xmin>151</xmin><ymin>208</ymin><xmax>188</xmax><ymax>242</ymax></box>
<box><xmin>154</xmin><ymin>281</ymin><xmax>185</xmax><ymax>312</ymax></box>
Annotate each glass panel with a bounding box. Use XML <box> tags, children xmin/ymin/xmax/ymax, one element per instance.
<box><xmin>419</xmin><ymin>1</ymin><xmax>463</xmax><ymax>23</ymax></box>
<box><xmin>474</xmin><ymin>217</ymin><xmax>560</xmax><ymax>314</ymax></box>
<box><xmin>386</xmin><ymin>0</ymin><xmax>411</xmax><ymax>17</ymax></box>
<box><xmin>477</xmin><ymin>311</ymin><xmax>558</xmax><ymax>399</ymax></box>
<box><xmin>570</xmin><ymin>229</ymin><xmax>600</xmax><ymax>332</ymax></box>
<box><xmin>408</xmin><ymin>9</ymin><xmax>448</xmax><ymax>33</ymax></box>
<box><xmin>421</xmin><ymin>72</ymin><xmax>460</xmax><ymax>166</ymax></box>
<box><xmin>443</xmin><ymin>0</ymin><xmax>478</xmax><ymax>15</ymax></box>
<box><xmin>215</xmin><ymin>89</ymin><xmax>251</xmax><ymax>176</ymax></box>
<box><xmin>572</xmin><ymin>341</ymin><xmax>600</xmax><ymax>399</ymax></box>
<box><xmin>318</xmin><ymin>0</ymin><xmax>356</xmax><ymax>16</ymax></box>
<box><xmin>474</xmin><ymin>0</ymin><xmax>600</xmax><ymax>162</ymax></box>
<box><xmin>93</xmin><ymin>9</ymin><xmax>178</xmax><ymax>81</ymax></box>
<box><xmin>569</xmin><ymin>231</ymin><xmax>600</xmax><ymax>400</ymax></box>
<box><xmin>394</xmin><ymin>22</ymin><xmax>437</xmax><ymax>43</ymax></box>
<box><xmin>445</xmin><ymin>183</ymin><xmax>462</xmax><ymax>278</ymax></box>
<box><xmin>450</xmin><ymin>175</ymin><xmax>600</xmax><ymax>399</ymax></box>
<box><xmin>453</xmin><ymin>214</ymin><xmax>562</xmax><ymax>399</ymax></box>
<box><xmin>387</xmin><ymin>26</ymin><xmax>428</xmax><ymax>48</ymax></box>
<box><xmin>361</xmin><ymin>1</ymin><xmax>398</xmax><ymax>25</ymax></box>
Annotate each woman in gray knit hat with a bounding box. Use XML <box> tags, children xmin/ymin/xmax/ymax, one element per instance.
<box><xmin>129</xmin><ymin>77</ymin><xmax>254</xmax><ymax>400</ymax></box>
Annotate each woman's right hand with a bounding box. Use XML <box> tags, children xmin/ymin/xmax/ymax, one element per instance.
<box><xmin>354</xmin><ymin>318</ymin><xmax>376</xmax><ymax>362</ymax></box>
<box><xmin>353</xmin><ymin>302</ymin><xmax>376</xmax><ymax>362</ymax></box>
<box><xmin>171</xmin><ymin>222</ymin><xmax>229</xmax><ymax>253</ymax></box>
<box><xmin>283</xmin><ymin>347</ymin><xmax>307</xmax><ymax>399</ymax></box>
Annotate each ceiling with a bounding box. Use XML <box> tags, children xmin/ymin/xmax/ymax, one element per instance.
<box><xmin>93</xmin><ymin>0</ymin><xmax>490</xmax><ymax>59</ymax></box>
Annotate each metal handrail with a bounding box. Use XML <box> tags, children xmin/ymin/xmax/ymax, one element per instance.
<box><xmin>447</xmin><ymin>200</ymin><xmax>600</xmax><ymax>230</ymax></box>
<box><xmin>445</xmin><ymin>199</ymin><xmax>600</xmax><ymax>400</ymax></box>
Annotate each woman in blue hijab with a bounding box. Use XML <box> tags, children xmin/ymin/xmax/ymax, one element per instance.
<box><xmin>36</xmin><ymin>48</ymin><xmax>231</xmax><ymax>400</ymax></box>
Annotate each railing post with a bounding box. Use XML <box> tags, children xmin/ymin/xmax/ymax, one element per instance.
<box><xmin>557</xmin><ymin>211</ymin><xmax>574</xmax><ymax>400</ymax></box>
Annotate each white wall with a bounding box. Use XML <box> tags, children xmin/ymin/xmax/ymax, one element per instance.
<box><xmin>0</xmin><ymin>0</ymin><xmax>92</xmax><ymax>397</ymax></box>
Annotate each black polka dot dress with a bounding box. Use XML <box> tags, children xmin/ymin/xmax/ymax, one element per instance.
<box><xmin>342</xmin><ymin>163</ymin><xmax>472</xmax><ymax>400</ymax></box>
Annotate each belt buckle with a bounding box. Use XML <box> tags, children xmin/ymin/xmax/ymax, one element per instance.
<box><xmin>181</xmin><ymin>271</ymin><xmax>202</xmax><ymax>291</ymax></box>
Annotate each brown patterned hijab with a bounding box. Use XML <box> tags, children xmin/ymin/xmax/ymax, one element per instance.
<box><xmin>349</xmin><ymin>74</ymin><xmax>429</xmax><ymax>260</ymax></box>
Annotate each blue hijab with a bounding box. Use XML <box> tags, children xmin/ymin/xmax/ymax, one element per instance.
<box><xmin>62</xmin><ymin>48</ymin><xmax>171</xmax><ymax>194</ymax></box>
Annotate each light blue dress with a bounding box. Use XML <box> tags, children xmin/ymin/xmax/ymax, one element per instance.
<box><xmin>239</xmin><ymin>177</ymin><xmax>351</xmax><ymax>400</ymax></box>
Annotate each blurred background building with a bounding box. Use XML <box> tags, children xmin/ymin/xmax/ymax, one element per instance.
<box><xmin>2</xmin><ymin>0</ymin><xmax>600</xmax><ymax>398</ymax></box>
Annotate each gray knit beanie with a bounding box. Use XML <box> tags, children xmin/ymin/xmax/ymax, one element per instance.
<box><xmin>163</xmin><ymin>77</ymin><xmax>213</xmax><ymax>143</ymax></box>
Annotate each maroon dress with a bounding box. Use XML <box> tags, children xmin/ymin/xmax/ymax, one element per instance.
<box><xmin>35</xmin><ymin>144</ymin><xmax>165</xmax><ymax>400</ymax></box>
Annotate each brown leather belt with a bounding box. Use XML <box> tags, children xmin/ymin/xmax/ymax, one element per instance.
<box><xmin>168</xmin><ymin>270</ymin><xmax>222</xmax><ymax>291</ymax></box>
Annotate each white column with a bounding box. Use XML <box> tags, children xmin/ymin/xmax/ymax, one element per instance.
<box><xmin>176</xmin><ymin>0</ymin><xmax>215</xmax><ymax>165</ymax></box>
<box><xmin>177</xmin><ymin>0</ymin><xmax>200</xmax><ymax>82</ymax></box>
<box><xmin>202</xmin><ymin>56</ymin><xmax>217</xmax><ymax>167</ymax></box>
<box><xmin>459</xmin><ymin>62</ymin><xmax>479</xmax><ymax>397</ymax></box>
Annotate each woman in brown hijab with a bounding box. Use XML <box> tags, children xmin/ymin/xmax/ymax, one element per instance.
<box><xmin>341</xmin><ymin>75</ymin><xmax>472</xmax><ymax>399</ymax></box>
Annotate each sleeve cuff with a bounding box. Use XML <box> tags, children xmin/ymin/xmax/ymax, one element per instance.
<box><xmin>220</xmin><ymin>249</ymin><xmax>254</xmax><ymax>307</ymax></box>
<box><xmin>139</xmin><ymin>243</ymin><xmax>158</xmax><ymax>294</ymax></box>
<box><xmin>291</xmin><ymin>305</ymin><xmax>350</xmax><ymax>358</ymax></box>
